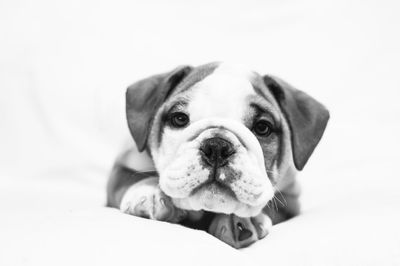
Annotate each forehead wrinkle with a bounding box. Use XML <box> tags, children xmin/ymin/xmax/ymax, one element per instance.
<box><xmin>246</xmin><ymin>94</ymin><xmax>282</xmax><ymax>125</ymax></box>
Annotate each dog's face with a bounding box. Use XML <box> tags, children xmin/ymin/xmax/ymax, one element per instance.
<box><xmin>148</xmin><ymin>64</ymin><xmax>283</xmax><ymax>217</ymax></box>
<box><xmin>126</xmin><ymin>62</ymin><xmax>329</xmax><ymax>217</ymax></box>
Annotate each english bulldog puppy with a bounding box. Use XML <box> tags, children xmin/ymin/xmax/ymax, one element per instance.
<box><xmin>107</xmin><ymin>62</ymin><xmax>329</xmax><ymax>248</ymax></box>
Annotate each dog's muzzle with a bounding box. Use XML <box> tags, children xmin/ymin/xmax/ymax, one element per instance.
<box><xmin>154</xmin><ymin>119</ymin><xmax>275</xmax><ymax>217</ymax></box>
<box><xmin>193</xmin><ymin>136</ymin><xmax>238</xmax><ymax>199</ymax></box>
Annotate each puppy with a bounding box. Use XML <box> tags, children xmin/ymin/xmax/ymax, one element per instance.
<box><xmin>107</xmin><ymin>62</ymin><xmax>329</xmax><ymax>248</ymax></box>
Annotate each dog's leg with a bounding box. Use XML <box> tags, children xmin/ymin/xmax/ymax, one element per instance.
<box><xmin>208</xmin><ymin>212</ymin><xmax>272</xmax><ymax>249</ymax></box>
<box><xmin>107</xmin><ymin>163</ymin><xmax>187</xmax><ymax>223</ymax></box>
<box><xmin>119</xmin><ymin>177</ymin><xmax>188</xmax><ymax>222</ymax></box>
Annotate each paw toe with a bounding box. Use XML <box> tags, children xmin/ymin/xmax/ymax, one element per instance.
<box><xmin>251</xmin><ymin>213</ymin><xmax>272</xmax><ymax>239</ymax></box>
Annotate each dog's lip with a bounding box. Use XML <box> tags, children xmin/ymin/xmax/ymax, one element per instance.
<box><xmin>190</xmin><ymin>179</ymin><xmax>237</xmax><ymax>200</ymax></box>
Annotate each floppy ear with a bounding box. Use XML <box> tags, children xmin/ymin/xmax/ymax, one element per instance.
<box><xmin>263</xmin><ymin>75</ymin><xmax>330</xmax><ymax>170</ymax></box>
<box><xmin>126</xmin><ymin>65</ymin><xmax>193</xmax><ymax>151</ymax></box>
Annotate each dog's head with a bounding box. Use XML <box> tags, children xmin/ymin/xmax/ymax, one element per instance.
<box><xmin>126</xmin><ymin>62</ymin><xmax>329</xmax><ymax>217</ymax></box>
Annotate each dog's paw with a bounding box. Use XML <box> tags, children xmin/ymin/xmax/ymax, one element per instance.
<box><xmin>120</xmin><ymin>177</ymin><xmax>187</xmax><ymax>223</ymax></box>
<box><xmin>208</xmin><ymin>212</ymin><xmax>272</xmax><ymax>249</ymax></box>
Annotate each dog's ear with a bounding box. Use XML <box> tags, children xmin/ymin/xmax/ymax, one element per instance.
<box><xmin>126</xmin><ymin>65</ymin><xmax>193</xmax><ymax>151</ymax></box>
<box><xmin>263</xmin><ymin>75</ymin><xmax>330</xmax><ymax>170</ymax></box>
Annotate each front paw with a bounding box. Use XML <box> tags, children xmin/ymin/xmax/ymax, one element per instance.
<box><xmin>120</xmin><ymin>177</ymin><xmax>187</xmax><ymax>223</ymax></box>
<box><xmin>208</xmin><ymin>212</ymin><xmax>272</xmax><ymax>249</ymax></box>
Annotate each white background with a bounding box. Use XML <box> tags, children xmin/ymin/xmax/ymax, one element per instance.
<box><xmin>1</xmin><ymin>0</ymin><xmax>400</xmax><ymax>265</ymax></box>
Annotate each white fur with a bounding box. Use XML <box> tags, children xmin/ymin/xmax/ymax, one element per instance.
<box><xmin>120</xmin><ymin>178</ymin><xmax>159</xmax><ymax>215</ymax></box>
<box><xmin>188</xmin><ymin>63</ymin><xmax>255</xmax><ymax>123</ymax></box>
<box><xmin>119</xmin><ymin>177</ymin><xmax>187</xmax><ymax>222</ymax></box>
<box><xmin>150</xmin><ymin>63</ymin><xmax>275</xmax><ymax>217</ymax></box>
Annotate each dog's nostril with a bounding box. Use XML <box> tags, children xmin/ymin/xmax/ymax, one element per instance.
<box><xmin>200</xmin><ymin>137</ymin><xmax>235</xmax><ymax>166</ymax></box>
<box><xmin>202</xmin><ymin>145</ymin><xmax>213</xmax><ymax>158</ymax></box>
<box><xmin>221</xmin><ymin>146</ymin><xmax>234</xmax><ymax>158</ymax></box>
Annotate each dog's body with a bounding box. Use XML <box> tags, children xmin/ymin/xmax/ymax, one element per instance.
<box><xmin>107</xmin><ymin>62</ymin><xmax>329</xmax><ymax>248</ymax></box>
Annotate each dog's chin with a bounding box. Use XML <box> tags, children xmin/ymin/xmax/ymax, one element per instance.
<box><xmin>190</xmin><ymin>182</ymin><xmax>238</xmax><ymax>213</ymax></box>
<box><xmin>171</xmin><ymin>183</ymin><xmax>266</xmax><ymax>217</ymax></box>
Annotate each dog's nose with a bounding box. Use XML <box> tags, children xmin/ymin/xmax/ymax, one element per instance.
<box><xmin>200</xmin><ymin>137</ymin><xmax>235</xmax><ymax>167</ymax></box>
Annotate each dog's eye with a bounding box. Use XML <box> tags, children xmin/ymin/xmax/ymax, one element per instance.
<box><xmin>253</xmin><ymin>120</ymin><xmax>273</xmax><ymax>136</ymax></box>
<box><xmin>169</xmin><ymin>112</ymin><xmax>189</xmax><ymax>128</ymax></box>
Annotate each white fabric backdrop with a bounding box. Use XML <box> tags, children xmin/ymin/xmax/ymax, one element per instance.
<box><xmin>1</xmin><ymin>0</ymin><xmax>400</xmax><ymax>265</ymax></box>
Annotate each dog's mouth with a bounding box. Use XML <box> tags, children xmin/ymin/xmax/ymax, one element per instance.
<box><xmin>190</xmin><ymin>165</ymin><xmax>237</xmax><ymax>197</ymax></box>
<box><xmin>184</xmin><ymin>165</ymin><xmax>241</xmax><ymax>212</ymax></box>
<box><xmin>166</xmin><ymin>162</ymin><xmax>272</xmax><ymax>216</ymax></box>
<box><xmin>191</xmin><ymin>179</ymin><xmax>237</xmax><ymax>199</ymax></box>
<box><xmin>189</xmin><ymin>181</ymin><xmax>238</xmax><ymax>211</ymax></box>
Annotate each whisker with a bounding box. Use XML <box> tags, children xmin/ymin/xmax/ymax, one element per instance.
<box><xmin>273</xmin><ymin>186</ymin><xmax>288</xmax><ymax>207</ymax></box>
<box><xmin>274</xmin><ymin>195</ymin><xmax>286</xmax><ymax>207</ymax></box>
<box><xmin>272</xmin><ymin>197</ymin><xmax>278</xmax><ymax>212</ymax></box>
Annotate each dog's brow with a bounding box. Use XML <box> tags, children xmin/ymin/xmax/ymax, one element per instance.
<box><xmin>250</xmin><ymin>103</ymin><xmax>270</xmax><ymax>114</ymax></box>
<box><xmin>249</xmin><ymin>101</ymin><xmax>281</xmax><ymax>127</ymax></box>
<box><xmin>165</xmin><ymin>99</ymin><xmax>188</xmax><ymax>113</ymax></box>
